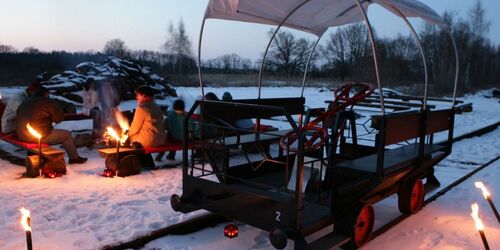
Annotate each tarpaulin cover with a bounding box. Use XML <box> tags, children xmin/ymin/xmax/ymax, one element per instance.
<box><xmin>205</xmin><ymin>0</ymin><xmax>445</xmax><ymax>36</ymax></box>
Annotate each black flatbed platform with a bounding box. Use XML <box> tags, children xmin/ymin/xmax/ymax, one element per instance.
<box><xmin>336</xmin><ymin>144</ymin><xmax>447</xmax><ymax>175</ymax></box>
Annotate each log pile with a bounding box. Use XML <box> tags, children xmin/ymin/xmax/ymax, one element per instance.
<box><xmin>41</xmin><ymin>56</ymin><xmax>177</xmax><ymax>107</ymax></box>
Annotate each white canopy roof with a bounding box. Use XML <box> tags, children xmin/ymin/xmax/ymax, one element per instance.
<box><xmin>205</xmin><ymin>0</ymin><xmax>445</xmax><ymax>36</ymax></box>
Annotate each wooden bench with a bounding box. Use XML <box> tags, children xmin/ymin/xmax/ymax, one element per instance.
<box><xmin>337</xmin><ymin>109</ymin><xmax>454</xmax><ymax>177</ymax></box>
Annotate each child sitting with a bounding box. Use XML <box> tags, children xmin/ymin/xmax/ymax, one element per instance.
<box><xmin>156</xmin><ymin>99</ymin><xmax>186</xmax><ymax>161</ymax></box>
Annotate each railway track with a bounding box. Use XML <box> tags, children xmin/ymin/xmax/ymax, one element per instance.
<box><xmin>101</xmin><ymin>121</ymin><xmax>499</xmax><ymax>250</ymax></box>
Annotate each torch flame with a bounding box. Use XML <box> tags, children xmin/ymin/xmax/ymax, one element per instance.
<box><xmin>26</xmin><ymin>123</ymin><xmax>42</xmax><ymax>139</ymax></box>
<box><xmin>471</xmin><ymin>203</ymin><xmax>485</xmax><ymax>231</ymax></box>
<box><xmin>475</xmin><ymin>182</ymin><xmax>491</xmax><ymax>199</ymax></box>
<box><xmin>115</xmin><ymin>110</ymin><xmax>130</xmax><ymax>131</ymax></box>
<box><xmin>19</xmin><ymin>207</ymin><xmax>31</xmax><ymax>231</ymax></box>
<box><xmin>106</xmin><ymin>127</ymin><xmax>121</xmax><ymax>142</ymax></box>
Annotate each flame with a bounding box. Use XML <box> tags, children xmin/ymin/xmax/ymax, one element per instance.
<box><xmin>115</xmin><ymin>111</ymin><xmax>129</xmax><ymax>131</ymax></box>
<box><xmin>471</xmin><ymin>203</ymin><xmax>485</xmax><ymax>231</ymax></box>
<box><xmin>106</xmin><ymin>127</ymin><xmax>120</xmax><ymax>142</ymax></box>
<box><xmin>19</xmin><ymin>207</ymin><xmax>31</xmax><ymax>231</ymax></box>
<box><xmin>475</xmin><ymin>182</ymin><xmax>491</xmax><ymax>199</ymax></box>
<box><xmin>26</xmin><ymin>123</ymin><xmax>42</xmax><ymax>139</ymax></box>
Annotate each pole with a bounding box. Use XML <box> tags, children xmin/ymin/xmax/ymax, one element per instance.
<box><xmin>387</xmin><ymin>4</ymin><xmax>429</xmax><ymax>110</ymax></box>
<box><xmin>25</xmin><ymin>217</ymin><xmax>33</xmax><ymax>250</ymax></box>
<box><xmin>301</xmin><ymin>35</ymin><xmax>323</xmax><ymax>98</ymax></box>
<box><xmin>115</xmin><ymin>139</ymin><xmax>120</xmax><ymax>176</ymax></box>
<box><xmin>354</xmin><ymin>0</ymin><xmax>385</xmax><ymax>115</ymax></box>
<box><xmin>38</xmin><ymin>138</ymin><xmax>42</xmax><ymax>176</ymax></box>
<box><xmin>486</xmin><ymin>197</ymin><xmax>500</xmax><ymax>224</ymax></box>
<box><xmin>257</xmin><ymin>0</ymin><xmax>312</xmax><ymax>99</ymax></box>
<box><xmin>478</xmin><ymin>230</ymin><xmax>490</xmax><ymax>250</ymax></box>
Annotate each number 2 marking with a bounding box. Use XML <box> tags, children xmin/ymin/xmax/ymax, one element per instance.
<box><xmin>275</xmin><ymin>211</ymin><xmax>281</xmax><ymax>222</ymax></box>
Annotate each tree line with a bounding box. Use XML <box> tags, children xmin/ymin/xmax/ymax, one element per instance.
<box><xmin>0</xmin><ymin>2</ymin><xmax>498</xmax><ymax>93</ymax></box>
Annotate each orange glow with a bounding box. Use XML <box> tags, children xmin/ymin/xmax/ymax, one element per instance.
<box><xmin>26</xmin><ymin>123</ymin><xmax>42</xmax><ymax>139</ymax></box>
<box><xmin>471</xmin><ymin>203</ymin><xmax>485</xmax><ymax>231</ymax></box>
<box><xmin>115</xmin><ymin>110</ymin><xmax>130</xmax><ymax>131</ymax></box>
<box><xmin>19</xmin><ymin>207</ymin><xmax>31</xmax><ymax>231</ymax></box>
<box><xmin>475</xmin><ymin>182</ymin><xmax>491</xmax><ymax>199</ymax></box>
<box><xmin>106</xmin><ymin>127</ymin><xmax>120</xmax><ymax>142</ymax></box>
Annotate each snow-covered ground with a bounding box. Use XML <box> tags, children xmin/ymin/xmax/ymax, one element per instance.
<box><xmin>0</xmin><ymin>87</ymin><xmax>498</xmax><ymax>250</ymax></box>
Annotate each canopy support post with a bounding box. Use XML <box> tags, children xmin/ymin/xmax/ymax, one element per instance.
<box><xmin>197</xmin><ymin>15</ymin><xmax>207</xmax><ymax>98</ymax></box>
<box><xmin>257</xmin><ymin>0</ymin><xmax>312</xmax><ymax>99</ymax></box>
<box><xmin>354</xmin><ymin>0</ymin><xmax>385</xmax><ymax>115</ymax></box>
<box><xmin>301</xmin><ymin>35</ymin><xmax>323</xmax><ymax>98</ymax></box>
<box><xmin>447</xmin><ymin>29</ymin><xmax>459</xmax><ymax>107</ymax></box>
<box><xmin>388</xmin><ymin>5</ymin><xmax>429</xmax><ymax>110</ymax></box>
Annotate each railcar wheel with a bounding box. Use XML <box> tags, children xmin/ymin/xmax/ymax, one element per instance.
<box><xmin>269</xmin><ymin>228</ymin><xmax>287</xmax><ymax>249</ymax></box>
<box><xmin>398</xmin><ymin>178</ymin><xmax>424</xmax><ymax>214</ymax></box>
<box><xmin>353</xmin><ymin>204</ymin><xmax>375</xmax><ymax>248</ymax></box>
<box><xmin>337</xmin><ymin>203</ymin><xmax>375</xmax><ymax>249</ymax></box>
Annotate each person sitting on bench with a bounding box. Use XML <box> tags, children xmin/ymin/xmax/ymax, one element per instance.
<box><xmin>221</xmin><ymin>91</ymin><xmax>254</xmax><ymax>130</ymax></box>
<box><xmin>1</xmin><ymin>80</ymin><xmax>41</xmax><ymax>134</ymax></box>
<box><xmin>128</xmin><ymin>85</ymin><xmax>166</xmax><ymax>147</ymax></box>
<box><xmin>155</xmin><ymin>99</ymin><xmax>186</xmax><ymax>162</ymax></box>
<box><xmin>16</xmin><ymin>87</ymin><xmax>87</xmax><ymax>164</ymax></box>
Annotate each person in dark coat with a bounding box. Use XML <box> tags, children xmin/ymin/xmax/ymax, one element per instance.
<box><xmin>16</xmin><ymin>87</ymin><xmax>87</xmax><ymax>164</ymax></box>
<box><xmin>155</xmin><ymin>99</ymin><xmax>185</xmax><ymax>162</ymax></box>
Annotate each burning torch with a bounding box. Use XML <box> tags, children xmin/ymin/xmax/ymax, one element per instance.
<box><xmin>475</xmin><ymin>182</ymin><xmax>500</xmax><ymax>224</ymax></box>
<box><xmin>471</xmin><ymin>203</ymin><xmax>490</xmax><ymax>250</ymax></box>
<box><xmin>26</xmin><ymin>123</ymin><xmax>42</xmax><ymax>175</ymax></box>
<box><xmin>20</xmin><ymin>207</ymin><xmax>33</xmax><ymax>250</ymax></box>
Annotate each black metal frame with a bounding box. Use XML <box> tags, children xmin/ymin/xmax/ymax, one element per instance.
<box><xmin>174</xmin><ymin>98</ymin><xmax>455</xmax><ymax>249</ymax></box>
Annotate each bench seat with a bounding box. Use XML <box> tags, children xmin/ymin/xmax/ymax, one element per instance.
<box><xmin>142</xmin><ymin>143</ymin><xmax>196</xmax><ymax>154</ymax></box>
<box><xmin>336</xmin><ymin>143</ymin><xmax>447</xmax><ymax>175</ymax></box>
<box><xmin>0</xmin><ymin>132</ymin><xmax>49</xmax><ymax>149</ymax></box>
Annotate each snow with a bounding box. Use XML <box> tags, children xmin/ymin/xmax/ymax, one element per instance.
<box><xmin>0</xmin><ymin>86</ymin><xmax>498</xmax><ymax>250</ymax></box>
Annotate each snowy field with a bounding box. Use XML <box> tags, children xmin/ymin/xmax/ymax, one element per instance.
<box><xmin>0</xmin><ymin>87</ymin><xmax>498</xmax><ymax>249</ymax></box>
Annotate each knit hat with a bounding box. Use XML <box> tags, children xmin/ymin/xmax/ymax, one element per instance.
<box><xmin>222</xmin><ymin>92</ymin><xmax>233</xmax><ymax>101</ymax></box>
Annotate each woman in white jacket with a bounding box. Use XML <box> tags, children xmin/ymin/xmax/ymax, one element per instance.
<box><xmin>82</xmin><ymin>78</ymin><xmax>101</xmax><ymax>136</ymax></box>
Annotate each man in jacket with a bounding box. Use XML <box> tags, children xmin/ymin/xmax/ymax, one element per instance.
<box><xmin>128</xmin><ymin>85</ymin><xmax>166</xmax><ymax>147</ymax></box>
<box><xmin>1</xmin><ymin>81</ymin><xmax>41</xmax><ymax>134</ymax></box>
<box><xmin>16</xmin><ymin>87</ymin><xmax>87</xmax><ymax>164</ymax></box>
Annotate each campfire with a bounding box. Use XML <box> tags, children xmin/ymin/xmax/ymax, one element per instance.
<box><xmin>102</xmin><ymin>110</ymin><xmax>130</xmax><ymax>177</ymax></box>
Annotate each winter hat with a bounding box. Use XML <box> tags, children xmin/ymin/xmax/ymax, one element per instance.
<box><xmin>222</xmin><ymin>92</ymin><xmax>233</xmax><ymax>101</ymax></box>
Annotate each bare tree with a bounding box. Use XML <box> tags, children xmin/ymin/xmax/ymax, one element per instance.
<box><xmin>103</xmin><ymin>38</ymin><xmax>129</xmax><ymax>58</ymax></box>
<box><xmin>163</xmin><ymin>19</ymin><xmax>194</xmax><ymax>74</ymax></box>
<box><xmin>267</xmin><ymin>29</ymin><xmax>314</xmax><ymax>79</ymax></box>
<box><xmin>323</xmin><ymin>23</ymin><xmax>370</xmax><ymax>81</ymax></box>
<box><xmin>0</xmin><ymin>44</ymin><xmax>17</xmax><ymax>53</ymax></box>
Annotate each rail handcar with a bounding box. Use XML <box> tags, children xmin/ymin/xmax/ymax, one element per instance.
<box><xmin>171</xmin><ymin>0</ymin><xmax>460</xmax><ymax>249</ymax></box>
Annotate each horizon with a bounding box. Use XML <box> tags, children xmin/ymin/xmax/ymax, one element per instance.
<box><xmin>0</xmin><ymin>0</ymin><xmax>499</xmax><ymax>61</ymax></box>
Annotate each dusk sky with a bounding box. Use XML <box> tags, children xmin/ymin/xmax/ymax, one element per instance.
<box><xmin>0</xmin><ymin>0</ymin><xmax>498</xmax><ymax>60</ymax></box>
